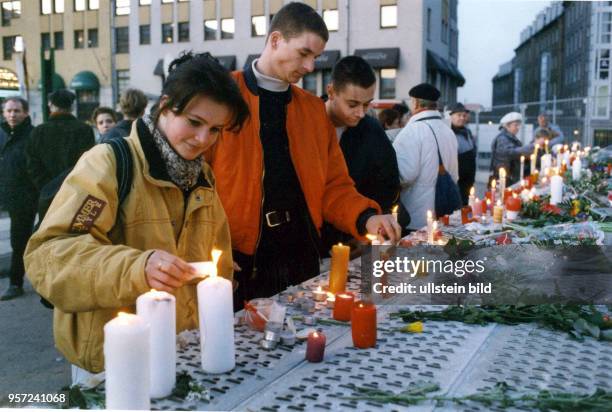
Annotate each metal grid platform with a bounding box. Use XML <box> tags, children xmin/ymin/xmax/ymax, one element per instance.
<box><xmin>146</xmin><ymin>259</ymin><xmax>611</xmax><ymax>411</ymax></box>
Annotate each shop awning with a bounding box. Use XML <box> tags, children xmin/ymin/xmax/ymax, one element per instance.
<box><xmin>215</xmin><ymin>55</ymin><xmax>236</xmax><ymax>71</ymax></box>
<box><xmin>426</xmin><ymin>50</ymin><xmax>465</xmax><ymax>86</ymax></box>
<box><xmin>354</xmin><ymin>48</ymin><xmax>399</xmax><ymax>68</ymax></box>
<box><xmin>244</xmin><ymin>54</ymin><xmax>261</xmax><ymax>70</ymax></box>
<box><xmin>315</xmin><ymin>50</ymin><xmax>340</xmax><ymax>70</ymax></box>
<box><xmin>37</xmin><ymin>73</ymin><xmax>66</xmax><ymax>92</ymax></box>
<box><xmin>70</xmin><ymin>71</ymin><xmax>100</xmax><ymax>90</ymax></box>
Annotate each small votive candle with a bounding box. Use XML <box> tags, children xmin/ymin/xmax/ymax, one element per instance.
<box><xmin>333</xmin><ymin>292</ymin><xmax>355</xmax><ymax>322</ymax></box>
<box><xmin>325</xmin><ymin>292</ymin><xmax>335</xmax><ymax>308</ymax></box>
<box><xmin>312</xmin><ymin>286</ymin><xmax>326</xmax><ymax>302</ymax></box>
<box><xmin>305</xmin><ymin>330</ymin><xmax>326</xmax><ymax>362</ymax></box>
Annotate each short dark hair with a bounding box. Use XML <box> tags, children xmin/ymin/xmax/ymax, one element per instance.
<box><xmin>378</xmin><ymin>108</ymin><xmax>400</xmax><ymax>128</ymax></box>
<box><xmin>120</xmin><ymin>89</ymin><xmax>148</xmax><ymax>119</ymax></box>
<box><xmin>331</xmin><ymin>56</ymin><xmax>376</xmax><ymax>92</ymax></box>
<box><xmin>2</xmin><ymin>96</ymin><xmax>28</xmax><ymax>112</ymax></box>
<box><xmin>48</xmin><ymin>89</ymin><xmax>75</xmax><ymax>110</ymax></box>
<box><xmin>392</xmin><ymin>103</ymin><xmax>409</xmax><ymax>116</ymax></box>
<box><xmin>155</xmin><ymin>51</ymin><xmax>249</xmax><ymax>133</ymax></box>
<box><xmin>91</xmin><ymin>106</ymin><xmax>117</xmax><ymax>124</ymax></box>
<box><xmin>535</xmin><ymin>128</ymin><xmax>551</xmax><ymax>138</ymax></box>
<box><xmin>269</xmin><ymin>2</ymin><xmax>329</xmax><ymax>42</ymax></box>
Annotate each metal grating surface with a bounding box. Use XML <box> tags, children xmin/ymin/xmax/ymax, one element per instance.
<box><xmin>143</xmin><ymin>258</ymin><xmax>611</xmax><ymax>411</ymax></box>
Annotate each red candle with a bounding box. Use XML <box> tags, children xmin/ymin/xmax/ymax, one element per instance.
<box><xmin>461</xmin><ymin>206</ymin><xmax>472</xmax><ymax>224</ymax></box>
<box><xmin>305</xmin><ymin>330</ymin><xmax>326</xmax><ymax>362</ymax></box>
<box><xmin>505</xmin><ymin>194</ymin><xmax>522</xmax><ymax>212</ymax></box>
<box><xmin>439</xmin><ymin>215</ymin><xmax>450</xmax><ymax>225</ymax></box>
<box><xmin>504</xmin><ymin>188</ymin><xmax>513</xmax><ymax>202</ymax></box>
<box><xmin>333</xmin><ymin>292</ymin><xmax>354</xmax><ymax>322</ymax></box>
<box><xmin>351</xmin><ymin>301</ymin><xmax>377</xmax><ymax>349</ymax></box>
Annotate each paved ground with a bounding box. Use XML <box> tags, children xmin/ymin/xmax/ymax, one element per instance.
<box><xmin>0</xmin><ymin>214</ymin><xmax>71</xmax><ymax>408</ymax></box>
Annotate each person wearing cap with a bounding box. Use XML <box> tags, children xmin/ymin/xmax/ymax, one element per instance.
<box><xmin>490</xmin><ymin>112</ymin><xmax>544</xmax><ymax>185</ymax></box>
<box><xmin>393</xmin><ymin>83</ymin><xmax>458</xmax><ymax>231</ymax></box>
<box><xmin>449</xmin><ymin>103</ymin><xmax>476</xmax><ymax>205</ymax></box>
<box><xmin>25</xmin><ymin>89</ymin><xmax>95</xmax><ymax>219</ymax></box>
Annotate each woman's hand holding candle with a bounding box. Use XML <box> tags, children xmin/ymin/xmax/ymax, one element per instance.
<box><xmin>145</xmin><ymin>250</ymin><xmax>197</xmax><ymax>292</ymax></box>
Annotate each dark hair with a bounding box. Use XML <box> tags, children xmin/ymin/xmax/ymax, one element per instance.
<box><xmin>2</xmin><ymin>96</ymin><xmax>29</xmax><ymax>112</ymax></box>
<box><xmin>120</xmin><ymin>89</ymin><xmax>148</xmax><ymax>119</ymax></box>
<box><xmin>155</xmin><ymin>52</ymin><xmax>249</xmax><ymax>132</ymax></box>
<box><xmin>91</xmin><ymin>106</ymin><xmax>117</xmax><ymax>124</ymax></box>
<box><xmin>331</xmin><ymin>56</ymin><xmax>376</xmax><ymax>92</ymax></box>
<box><xmin>48</xmin><ymin>89</ymin><xmax>75</xmax><ymax>110</ymax></box>
<box><xmin>535</xmin><ymin>128</ymin><xmax>552</xmax><ymax>138</ymax></box>
<box><xmin>269</xmin><ymin>2</ymin><xmax>329</xmax><ymax>42</ymax></box>
<box><xmin>378</xmin><ymin>109</ymin><xmax>401</xmax><ymax>129</ymax></box>
<box><xmin>392</xmin><ymin>103</ymin><xmax>409</xmax><ymax>116</ymax></box>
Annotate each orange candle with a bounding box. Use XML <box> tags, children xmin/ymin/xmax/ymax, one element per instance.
<box><xmin>351</xmin><ymin>301</ymin><xmax>377</xmax><ymax>349</ymax></box>
<box><xmin>328</xmin><ymin>243</ymin><xmax>350</xmax><ymax>294</ymax></box>
<box><xmin>439</xmin><ymin>215</ymin><xmax>450</xmax><ymax>226</ymax></box>
<box><xmin>333</xmin><ymin>292</ymin><xmax>355</xmax><ymax>322</ymax></box>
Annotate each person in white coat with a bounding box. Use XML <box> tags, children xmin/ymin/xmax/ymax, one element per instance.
<box><xmin>393</xmin><ymin>83</ymin><xmax>458</xmax><ymax>231</ymax></box>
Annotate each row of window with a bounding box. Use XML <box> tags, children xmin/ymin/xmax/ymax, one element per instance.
<box><xmin>1</xmin><ymin>29</ymin><xmax>98</xmax><ymax>60</ymax></box>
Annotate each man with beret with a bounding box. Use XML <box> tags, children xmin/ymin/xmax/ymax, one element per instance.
<box><xmin>449</xmin><ymin>103</ymin><xmax>476</xmax><ymax>205</ymax></box>
<box><xmin>25</xmin><ymin>89</ymin><xmax>95</xmax><ymax>219</ymax></box>
<box><xmin>392</xmin><ymin>83</ymin><xmax>458</xmax><ymax>231</ymax></box>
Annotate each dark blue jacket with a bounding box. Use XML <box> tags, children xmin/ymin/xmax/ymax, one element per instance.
<box><xmin>0</xmin><ymin>117</ymin><xmax>37</xmax><ymax>210</ymax></box>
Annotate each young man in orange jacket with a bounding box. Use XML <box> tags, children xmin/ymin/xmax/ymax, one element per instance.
<box><xmin>207</xmin><ymin>3</ymin><xmax>400</xmax><ymax>307</ymax></box>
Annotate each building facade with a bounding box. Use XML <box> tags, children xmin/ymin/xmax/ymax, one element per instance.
<box><xmin>126</xmin><ymin>0</ymin><xmax>464</xmax><ymax>106</ymax></box>
<box><xmin>0</xmin><ymin>0</ymin><xmax>124</xmax><ymax>123</ymax></box>
<box><xmin>490</xmin><ymin>1</ymin><xmax>612</xmax><ymax>147</ymax></box>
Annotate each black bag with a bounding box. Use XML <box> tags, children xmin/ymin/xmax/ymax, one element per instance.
<box><xmin>423</xmin><ymin>122</ymin><xmax>462</xmax><ymax>217</ymax></box>
<box><xmin>39</xmin><ymin>137</ymin><xmax>133</xmax><ymax>309</ymax></box>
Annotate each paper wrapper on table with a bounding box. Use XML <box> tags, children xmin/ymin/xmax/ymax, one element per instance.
<box><xmin>104</xmin><ymin>313</ymin><xmax>151</xmax><ymax>410</ymax></box>
<box><xmin>197</xmin><ymin>275</ymin><xmax>236</xmax><ymax>373</ymax></box>
<box><xmin>136</xmin><ymin>290</ymin><xmax>176</xmax><ymax>398</ymax></box>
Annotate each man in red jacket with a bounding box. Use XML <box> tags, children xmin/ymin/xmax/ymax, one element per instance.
<box><xmin>208</xmin><ymin>3</ymin><xmax>399</xmax><ymax>306</ymax></box>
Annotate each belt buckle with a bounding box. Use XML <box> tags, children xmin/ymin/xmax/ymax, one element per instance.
<box><xmin>265</xmin><ymin>211</ymin><xmax>290</xmax><ymax>227</ymax></box>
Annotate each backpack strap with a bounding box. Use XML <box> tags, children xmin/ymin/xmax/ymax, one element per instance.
<box><xmin>422</xmin><ymin>121</ymin><xmax>447</xmax><ymax>176</ymax></box>
<box><xmin>106</xmin><ymin>137</ymin><xmax>133</xmax><ymax>205</ymax></box>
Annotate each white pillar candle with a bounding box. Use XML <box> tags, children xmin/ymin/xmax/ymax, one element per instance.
<box><xmin>563</xmin><ymin>147</ymin><xmax>571</xmax><ymax>165</ymax></box>
<box><xmin>429</xmin><ymin>221</ymin><xmax>437</xmax><ymax>244</ymax></box>
<box><xmin>136</xmin><ymin>290</ymin><xmax>176</xmax><ymax>398</ymax></box>
<box><xmin>426</xmin><ymin>210</ymin><xmax>433</xmax><ymax>244</ymax></box>
<box><xmin>540</xmin><ymin>154</ymin><xmax>552</xmax><ymax>172</ymax></box>
<box><xmin>104</xmin><ymin>313</ymin><xmax>150</xmax><ymax>410</ymax></box>
<box><xmin>196</xmin><ymin>250</ymin><xmax>235</xmax><ymax>374</ymax></box>
<box><xmin>550</xmin><ymin>175</ymin><xmax>563</xmax><ymax>205</ymax></box>
<box><xmin>499</xmin><ymin>168</ymin><xmax>506</xmax><ymax>202</ymax></box>
<box><xmin>520</xmin><ymin>156</ymin><xmax>525</xmax><ymax>181</ymax></box>
<box><xmin>572</xmin><ymin>156</ymin><xmax>582</xmax><ymax>181</ymax></box>
<box><xmin>490</xmin><ymin>179</ymin><xmax>496</xmax><ymax>207</ymax></box>
<box><xmin>468</xmin><ymin>187</ymin><xmax>475</xmax><ymax>208</ymax></box>
<box><xmin>391</xmin><ymin>205</ymin><xmax>398</xmax><ymax>224</ymax></box>
<box><xmin>530</xmin><ymin>154</ymin><xmax>537</xmax><ymax>174</ymax></box>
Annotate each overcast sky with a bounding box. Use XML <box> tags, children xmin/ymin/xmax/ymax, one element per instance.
<box><xmin>457</xmin><ymin>0</ymin><xmax>552</xmax><ymax>107</ymax></box>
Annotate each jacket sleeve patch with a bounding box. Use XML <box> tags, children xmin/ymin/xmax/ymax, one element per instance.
<box><xmin>69</xmin><ymin>195</ymin><xmax>107</xmax><ymax>233</ymax></box>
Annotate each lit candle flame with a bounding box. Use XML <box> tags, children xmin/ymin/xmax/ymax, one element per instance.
<box><xmin>512</xmin><ymin>193</ymin><xmax>518</xmax><ymax>199</ymax></box>
<box><xmin>427</xmin><ymin>210</ymin><xmax>432</xmax><ymax>220</ymax></box>
<box><xmin>486</xmin><ymin>199</ymin><xmax>491</xmax><ymax>206</ymax></box>
<box><xmin>520</xmin><ymin>155</ymin><xmax>525</xmax><ymax>162</ymax></box>
<box><xmin>326</xmin><ymin>292</ymin><xmax>335</xmax><ymax>299</ymax></box>
<box><xmin>316</xmin><ymin>286</ymin><xmax>323</xmax><ymax>292</ymax></box>
<box><xmin>499</xmin><ymin>168</ymin><xmax>506</xmax><ymax>178</ymax></box>
<box><xmin>211</xmin><ymin>249</ymin><xmax>222</xmax><ymax>265</ymax></box>
<box><xmin>496</xmin><ymin>200</ymin><xmax>502</xmax><ymax>207</ymax></box>
<box><xmin>365</xmin><ymin>234</ymin><xmax>377</xmax><ymax>242</ymax></box>
<box><xmin>469</xmin><ymin>187</ymin><xmax>475</xmax><ymax>196</ymax></box>
<box><xmin>491</xmin><ymin>179</ymin><xmax>496</xmax><ymax>189</ymax></box>
<box><xmin>391</xmin><ymin>205</ymin><xmax>398</xmax><ymax>214</ymax></box>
